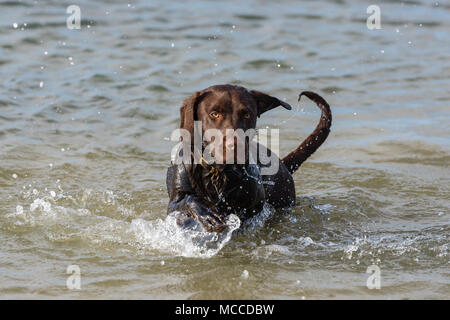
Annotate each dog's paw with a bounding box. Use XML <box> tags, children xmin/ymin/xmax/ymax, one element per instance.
<box><xmin>196</xmin><ymin>212</ymin><xmax>226</xmax><ymax>233</ymax></box>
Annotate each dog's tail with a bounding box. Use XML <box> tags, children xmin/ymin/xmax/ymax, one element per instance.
<box><xmin>282</xmin><ymin>91</ymin><xmax>332</xmax><ymax>174</ymax></box>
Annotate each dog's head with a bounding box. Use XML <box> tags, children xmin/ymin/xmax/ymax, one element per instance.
<box><xmin>179</xmin><ymin>84</ymin><xmax>291</xmax><ymax>164</ymax></box>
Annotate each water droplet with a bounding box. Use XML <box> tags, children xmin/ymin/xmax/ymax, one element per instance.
<box><xmin>241</xmin><ymin>270</ymin><xmax>249</xmax><ymax>279</ymax></box>
<box><xmin>12</xmin><ymin>173</ymin><xmax>18</xmax><ymax>179</ymax></box>
<box><xmin>16</xmin><ymin>205</ymin><xmax>23</xmax><ymax>214</ymax></box>
<box><xmin>13</xmin><ymin>23</ymin><xmax>18</xmax><ymax>29</ymax></box>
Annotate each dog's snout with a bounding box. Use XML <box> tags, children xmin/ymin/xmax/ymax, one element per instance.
<box><xmin>225</xmin><ymin>137</ymin><xmax>235</xmax><ymax>151</ymax></box>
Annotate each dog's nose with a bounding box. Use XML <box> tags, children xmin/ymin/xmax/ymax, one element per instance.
<box><xmin>225</xmin><ymin>138</ymin><xmax>235</xmax><ymax>151</ymax></box>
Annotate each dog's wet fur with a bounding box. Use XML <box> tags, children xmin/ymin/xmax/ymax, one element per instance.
<box><xmin>166</xmin><ymin>84</ymin><xmax>332</xmax><ymax>232</ymax></box>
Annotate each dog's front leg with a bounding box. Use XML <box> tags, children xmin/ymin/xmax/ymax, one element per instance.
<box><xmin>168</xmin><ymin>195</ymin><xmax>226</xmax><ymax>233</ymax></box>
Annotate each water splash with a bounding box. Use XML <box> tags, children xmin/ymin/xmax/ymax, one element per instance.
<box><xmin>238</xmin><ymin>203</ymin><xmax>275</xmax><ymax>235</ymax></box>
<box><xmin>129</xmin><ymin>213</ymin><xmax>241</xmax><ymax>258</ymax></box>
<box><xmin>7</xmin><ymin>188</ymin><xmax>244</xmax><ymax>258</ymax></box>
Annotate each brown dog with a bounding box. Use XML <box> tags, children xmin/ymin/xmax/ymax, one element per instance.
<box><xmin>166</xmin><ymin>84</ymin><xmax>332</xmax><ymax>232</ymax></box>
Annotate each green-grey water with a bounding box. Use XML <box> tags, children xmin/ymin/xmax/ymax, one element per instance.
<box><xmin>0</xmin><ymin>0</ymin><xmax>449</xmax><ymax>299</ymax></box>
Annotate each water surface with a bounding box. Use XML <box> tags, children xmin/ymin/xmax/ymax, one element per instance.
<box><xmin>0</xmin><ymin>0</ymin><xmax>449</xmax><ymax>299</ymax></box>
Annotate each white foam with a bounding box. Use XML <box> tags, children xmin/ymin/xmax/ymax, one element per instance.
<box><xmin>297</xmin><ymin>236</ymin><xmax>315</xmax><ymax>247</ymax></box>
<box><xmin>30</xmin><ymin>198</ymin><xmax>52</xmax><ymax>213</ymax></box>
<box><xmin>344</xmin><ymin>244</ymin><xmax>359</xmax><ymax>259</ymax></box>
<box><xmin>16</xmin><ymin>205</ymin><xmax>23</xmax><ymax>215</ymax></box>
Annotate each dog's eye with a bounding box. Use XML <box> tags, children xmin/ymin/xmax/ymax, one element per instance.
<box><xmin>210</xmin><ymin>111</ymin><xmax>220</xmax><ymax>119</ymax></box>
<box><xmin>244</xmin><ymin>112</ymin><xmax>251</xmax><ymax>119</ymax></box>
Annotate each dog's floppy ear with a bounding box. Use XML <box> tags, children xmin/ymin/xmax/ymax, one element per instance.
<box><xmin>179</xmin><ymin>90</ymin><xmax>208</xmax><ymax>135</ymax></box>
<box><xmin>250</xmin><ymin>90</ymin><xmax>291</xmax><ymax>117</ymax></box>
